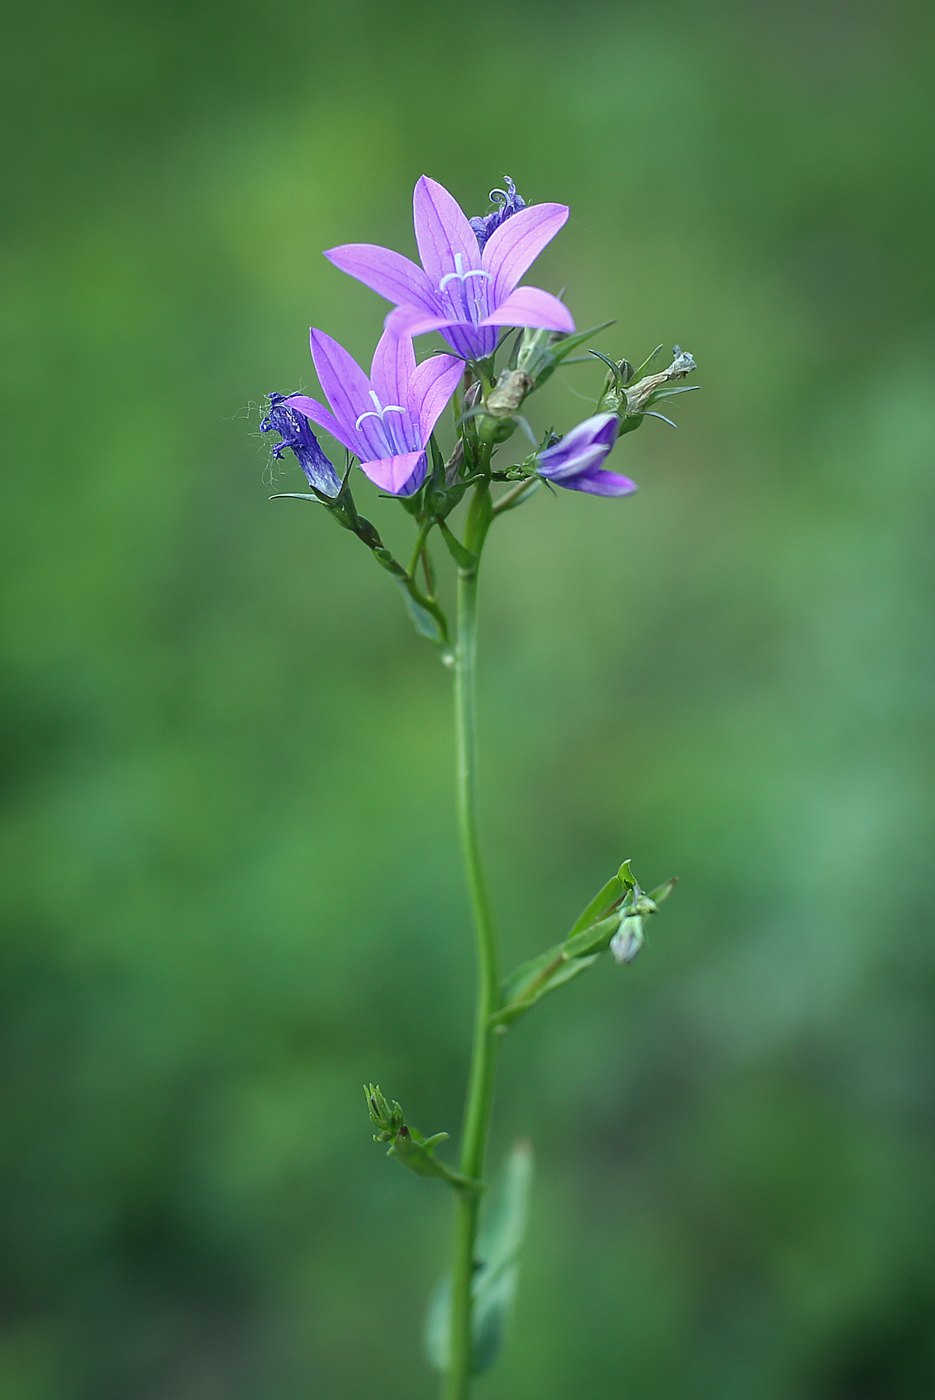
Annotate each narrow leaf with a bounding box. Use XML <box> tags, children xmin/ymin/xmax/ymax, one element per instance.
<box><xmin>425</xmin><ymin>1141</ymin><xmax>534</xmax><ymax>1376</ymax></box>
<box><xmin>630</xmin><ymin>344</ymin><xmax>665</xmax><ymax>379</ymax></box>
<box><xmin>398</xmin><ymin>584</ymin><xmax>442</xmax><ymax>642</ymax></box>
<box><xmin>437</xmin><ymin>519</ymin><xmax>477</xmax><ymax>570</ymax></box>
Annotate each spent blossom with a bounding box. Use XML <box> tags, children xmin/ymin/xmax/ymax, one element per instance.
<box><xmin>468</xmin><ymin>177</ymin><xmax>526</xmax><ymax>251</ymax></box>
<box><xmin>260</xmin><ymin>392</ymin><xmax>342</xmax><ymax>497</ymax></box>
<box><xmin>324</xmin><ymin>176</ymin><xmax>574</xmax><ymax>363</ymax></box>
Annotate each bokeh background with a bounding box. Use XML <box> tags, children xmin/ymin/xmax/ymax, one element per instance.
<box><xmin>3</xmin><ymin>1</ymin><xmax>935</xmax><ymax>1396</ymax></box>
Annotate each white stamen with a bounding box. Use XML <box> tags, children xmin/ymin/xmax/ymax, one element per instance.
<box><xmin>355</xmin><ymin>389</ymin><xmax>406</xmax><ymax>431</ymax></box>
<box><xmin>438</xmin><ymin>252</ymin><xmax>491</xmax><ymax>293</ymax></box>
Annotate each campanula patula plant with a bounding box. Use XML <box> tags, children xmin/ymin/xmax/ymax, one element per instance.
<box><xmin>259</xmin><ymin>174</ymin><xmax>696</xmax><ymax>1400</ymax></box>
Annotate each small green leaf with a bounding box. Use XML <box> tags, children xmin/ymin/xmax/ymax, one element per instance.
<box><xmin>494</xmin><ymin>944</ymin><xmax>600</xmax><ymax>1026</ymax></box>
<box><xmin>563</xmin><ymin>909</ymin><xmax>626</xmax><ymax>959</ymax></box>
<box><xmin>649</xmin><ymin>875</ymin><xmax>679</xmax><ymax>905</ymax></box>
<box><xmin>437</xmin><ymin>520</ymin><xmax>477</xmax><ymax>571</ymax></box>
<box><xmin>567</xmin><ymin>860</ymin><xmax>634</xmax><ymax>938</ymax></box>
<box><xmin>425</xmin><ymin>1141</ymin><xmax>534</xmax><ymax>1376</ymax></box>
<box><xmin>493</xmin><ymin>861</ymin><xmax>641</xmax><ymax>1027</ymax></box>
<box><xmin>398</xmin><ymin>584</ymin><xmax>442</xmax><ymax>642</ymax></box>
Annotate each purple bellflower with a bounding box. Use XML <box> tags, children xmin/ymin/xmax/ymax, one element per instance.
<box><xmin>468</xmin><ymin>177</ymin><xmax>526</xmax><ymax>251</ymax></box>
<box><xmin>283</xmin><ymin>327</ymin><xmax>464</xmax><ymax>496</ymax></box>
<box><xmin>536</xmin><ymin>413</ymin><xmax>637</xmax><ymax>497</ymax></box>
<box><xmin>260</xmin><ymin>392</ymin><xmax>342</xmax><ymax>497</ymax></box>
<box><xmin>324</xmin><ymin>176</ymin><xmax>575</xmax><ymax>363</ymax></box>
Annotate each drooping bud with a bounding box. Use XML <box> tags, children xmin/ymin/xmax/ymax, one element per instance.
<box><xmin>535</xmin><ymin>414</ymin><xmax>636</xmax><ymax>497</ymax></box>
<box><xmin>610</xmin><ymin>914</ymin><xmax>644</xmax><ymax>964</ymax></box>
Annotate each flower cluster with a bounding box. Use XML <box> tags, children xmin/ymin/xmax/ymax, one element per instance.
<box><xmin>261</xmin><ymin>174</ymin><xmax>693</xmax><ymax>509</ymax></box>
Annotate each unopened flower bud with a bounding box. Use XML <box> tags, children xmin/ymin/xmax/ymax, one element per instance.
<box><xmin>610</xmin><ymin>915</ymin><xmax>644</xmax><ymax>965</ymax></box>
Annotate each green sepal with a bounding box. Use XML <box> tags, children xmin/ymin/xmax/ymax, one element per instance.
<box><xmin>372</xmin><ymin>546</ymin><xmax>407</xmax><ymax>579</ymax></box>
<box><xmin>617</xmin><ymin>413</ymin><xmax>646</xmax><ymax>436</ymax></box>
<box><xmin>423</xmin><ymin>436</ymin><xmax>469</xmax><ymax>521</ymax></box>
<box><xmin>364</xmin><ymin>1085</ymin><xmax>480</xmax><ymax>1192</ymax></box>
<box><xmin>630</xmin><ymin>344</ymin><xmax>665</xmax><ymax>380</ymax></box>
<box><xmin>649</xmin><ymin>875</ymin><xmax>679</xmax><ymax>904</ymax></box>
<box><xmin>425</xmin><ymin>1141</ymin><xmax>534</xmax><ymax>1376</ymax></box>
<box><xmin>268</xmin><ymin>492</ymin><xmax>326</xmax><ymax>503</ymax></box>
<box><xmin>516</xmin><ymin>321</ymin><xmax>615</xmax><ymax>388</ymax></box>
<box><xmin>644</xmin><ymin>383</ymin><xmax>700</xmax><ymax>402</ymax></box>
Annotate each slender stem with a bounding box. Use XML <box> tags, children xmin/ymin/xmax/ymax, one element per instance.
<box><xmin>443</xmin><ymin>482</ymin><xmax>498</xmax><ymax>1400</ymax></box>
<box><xmin>408</xmin><ymin>519</ymin><xmax>434</xmax><ymax>580</ymax></box>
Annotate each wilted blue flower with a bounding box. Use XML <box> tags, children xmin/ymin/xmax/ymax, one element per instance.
<box><xmin>283</xmin><ymin>328</ymin><xmax>464</xmax><ymax>496</ymax></box>
<box><xmin>323</xmin><ymin>176</ymin><xmax>574</xmax><ymax>362</ymax></box>
<box><xmin>536</xmin><ymin>413</ymin><xmax>636</xmax><ymax>496</ymax></box>
<box><xmin>260</xmin><ymin>392</ymin><xmax>342</xmax><ymax>497</ymax></box>
<box><xmin>468</xmin><ymin>177</ymin><xmax>527</xmax><ymax>251</ymax></box>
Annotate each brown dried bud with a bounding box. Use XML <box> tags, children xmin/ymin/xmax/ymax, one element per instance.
<box><xmin>485</xmin><ymin>369</ymin><xmax>534</xmax><ymax>418</ymax></box>
<box><xmin>625</xmin><ymin>347</ymin><xmax>696</xmax><ymax>414</ymax></box>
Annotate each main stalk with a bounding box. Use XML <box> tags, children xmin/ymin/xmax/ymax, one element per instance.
<box><xmin>443</xmin><ymin>483</ymin><xmax>499</xmax><ymax>1400</ymax></box>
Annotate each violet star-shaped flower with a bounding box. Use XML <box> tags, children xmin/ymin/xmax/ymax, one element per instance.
<box><xmin>536</xmin><ymin>413</ymin><xmax>637</xmax><ymax>496</ymax></box>
<box><xmin>324</xmin><ymin>176</ymin><xmax>575</xmax><ymax>363</ymax></box>
<box><xmin>283</xmin><ymin>327</ymin><xmax>464</xmax><ymax>496</ymax></box>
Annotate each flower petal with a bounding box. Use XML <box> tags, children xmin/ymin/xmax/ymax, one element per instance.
<box><xmin>385</xmin><ymin>304</ymin><xmax>455</xmax><ymax>339</ymax></box>
<box><xmin>413</xmin><ymin>176</ymin><xmax>483</xmax><ymax>288</ymax></box>
<box><xmin>323</xmin><ymin>243</ymin><xmax>435</xmax><ymax>310</ymax></box>
<box><xmin>369</xmin><ymin>328</ymin><xmax>417</xmax><ymax>412</ymax></box>
<box><xmin>358</xmin><ymin>450</ymin><xmax>425</xmax><ymax>495</ymax></box>
<box><xmin>308</xmin><ymin>328</ymin><xmax>372</xmax><ymax>449</ymax></box>
<box><xmin>282</xmin><ymin>393</ymin><xmax>359</xmax><ymax>456</ymax></box>
<box><xmin>483</xmin><ymin>202</ymin><xmax>569</xmax><ymax>300</ymax></box>
<box><xmin>553</xmin><ymin>464</ymin><xmax>637</xmax><ymax>496</ymax></box>
<box><xmin>479</xmin><ymin>285</ymin><xmax>575</xmax><ymax>333</ymax></box>
<box><xmin>409</xmin><ymin>354</ymin><xmax>465</xmax><ymax>443</ymax></box>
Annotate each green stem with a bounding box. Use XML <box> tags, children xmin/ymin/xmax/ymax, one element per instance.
<box><xmin>443</xmin><ymin>482</ymin><xmax>498</xmax><ymax>1400</ymax></box>
<box><xmin>407</xmin><ymin>520</ymin><xmax>434</xmax><ymax>580</ymax></box>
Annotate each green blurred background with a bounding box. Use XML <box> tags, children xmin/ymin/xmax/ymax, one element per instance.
<box><xmin>2</xmin><ymin>1</ymin><xmax>935</xmax><ymax>1396</ymax></box>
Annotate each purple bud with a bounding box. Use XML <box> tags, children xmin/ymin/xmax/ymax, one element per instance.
<box><xmin>261</xmin><ymin>393</ymin><xmax>342</xmax><ymax>498</ymax></box>
<box><xmin>535</xmin><ymin>413</ymin><xmax>637</xmax><ymax>497</ymax></box>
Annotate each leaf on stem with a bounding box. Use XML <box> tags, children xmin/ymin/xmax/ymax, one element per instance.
<box><xmin>490</xmin><ymin>861</ymin><xmax>677</xmax><ymax>1029</ymax></box>
<box><xmin>424</xmin><ymin>1140</ymin><xmax>534</xmax><ymax>1376</ymax></box>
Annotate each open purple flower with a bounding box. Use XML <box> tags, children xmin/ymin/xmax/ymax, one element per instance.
<box><xmin>260</xmin><ymin>392</ymin><xmax>342</xmax><ymax>497</ymax></box>
<box><xmin>324</xmin><ymin>176</ymin><xmax>575</xmax><ymax>363</ymax></box>
<box><xmin>283</xmin><ymin>328</ymin><xmax>464</xmax><ymax>496</ymax></box>
<box><xmin>536</xmin><ymin>413</ymin><xmax>637</xmax><ymax>497</ymax></box>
